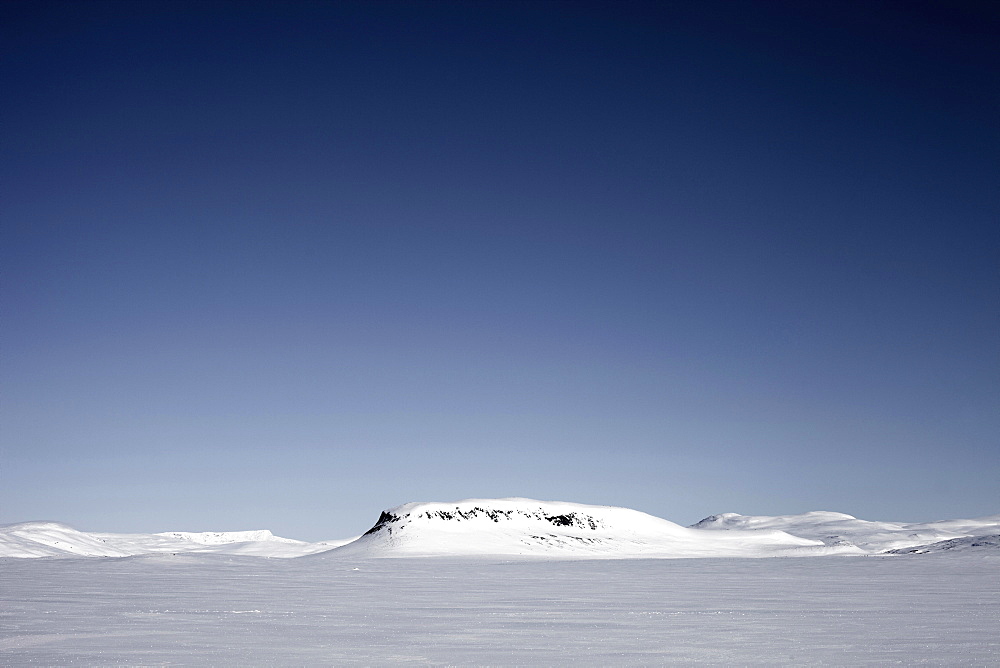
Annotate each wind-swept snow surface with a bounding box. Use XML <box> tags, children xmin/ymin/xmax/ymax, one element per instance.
<box><xmin>1</xmin><ymin>554</ymin><xmax>997</xmax><ymax>664</ymax></box>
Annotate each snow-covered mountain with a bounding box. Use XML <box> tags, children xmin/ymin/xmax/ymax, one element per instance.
<box><xmin>690</xmin><ymin>510</ymin><xmax>1000</xmax><ymax>553</ymax></box>
<box><xmin>0</xmin><ymin>521</ymin><xmax>352</xmax><ymax>559</ymax></box>
<box><xmin>3</xmin><ymin>500</ymin><xmax>998</xmax><ymax>559</ymax></box>
<box><xmin>325</xmin><ymin>498</ymin><xmax>852</xmax><ymax>558</ymax></box>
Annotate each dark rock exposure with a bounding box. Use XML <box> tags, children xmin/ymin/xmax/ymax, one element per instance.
<box><xmin>364</xmin><ymin>511</ymin><xmax>401</xmax><ymax>536</ymax></box>
<box><xmin>362</xmin><ymin>505</ymin><xmax>605</xmax><ymax>536</ymax></box>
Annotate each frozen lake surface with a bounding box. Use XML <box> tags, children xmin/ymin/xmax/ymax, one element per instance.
<box><xmin>2</xmin><ymin>553</ymin><xmax>997</xmax><ymax>665</ymax></box>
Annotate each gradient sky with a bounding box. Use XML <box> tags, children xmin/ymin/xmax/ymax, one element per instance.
<box><xmin>2</xmin><ymin>0</ymin><xmax>998</xmax><ymax>540</ymax></box>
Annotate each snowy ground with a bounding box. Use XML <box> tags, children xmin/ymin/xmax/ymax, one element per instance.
<box><xmin>2</xmin><ymin>553</ymin><xmax>997</xmax><ymax>665</ymax></box>
<box><xmin>3</xmin><ymin>500</ymin><xmax>998</xmax><ymax>663</ymax></box>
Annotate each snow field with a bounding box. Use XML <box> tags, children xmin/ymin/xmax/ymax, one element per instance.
<box><xmin>1</xmin><ymin>553</ymin><xmax>997</xmax><ymax>665</ymax></box>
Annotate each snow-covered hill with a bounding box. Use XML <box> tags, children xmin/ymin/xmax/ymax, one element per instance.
<box><xmin>885</xmin><ymin>534</ymin><xmax>1000</xmax><ymax>554</ymax></box>
<box><xmin>0</xmin><ymin>521</ymin><xmax>352</xmax><ymax>559</ymax></box>
<box><xmin>4</xmin><ymin>501</ymin><xmax>998</xmax><ymax>559</ymax></box>
<box><xmin>324</xmin><ymin>498</ymin><xmax>851</xmax><ymax>558</ymax></box>
<box><xmin>690</xmin><ymin>511</ymin><xmax>1000</xmax><ymax>553</ymax></box>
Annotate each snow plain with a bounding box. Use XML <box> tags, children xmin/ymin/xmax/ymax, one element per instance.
<box><xmin>2</xmin><ymin>554</ymin><xmax>998</xmax><ymax>665</ymax></box>
<box><xmin>2</xmin><ymin>499</ymin><xmax>998</xmax><ymax>664</ymax></box>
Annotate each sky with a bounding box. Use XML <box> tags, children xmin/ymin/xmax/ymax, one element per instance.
<box><xmin>2</xmin><ymin>0</ymin><xmax>998</xmax><ymax>541</ymax></box>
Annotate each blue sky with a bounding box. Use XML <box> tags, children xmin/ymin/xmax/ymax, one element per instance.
<box><xmin>2</xmin><ymin>0</ymin><xmax>997</xmax><ymax>540</ymax></box>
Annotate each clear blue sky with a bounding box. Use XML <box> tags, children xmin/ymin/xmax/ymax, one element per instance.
<box><xmin>2</xmin><ymin>0</ymin><xmax>997</xmax><ymax>540</ymax></box>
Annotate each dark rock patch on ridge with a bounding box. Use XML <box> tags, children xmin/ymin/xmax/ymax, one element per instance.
<box><xmin>363</xmin><ymin>505</ymin><xmax>605</xmax><ymax>537</ymax></box>
<box><xmin>364</xmin><ymin>511</ymin><xmax>401</xmax><ymax>536</ymax></box>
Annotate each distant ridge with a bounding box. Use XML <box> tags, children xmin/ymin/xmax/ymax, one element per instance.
<box><xmin>3</xmin><ymin>502</ymin><xmax>998</xmax><ymax>559</ymax></box>
<box><xmin>690</xmin><ymin>510</ymin><xmax>1000</xmax><ymax>553</ymax></box>
<box><xmin>0</xmin><ymin>521</ymin><xmax>351</xmax><ymax>559</ymax></box>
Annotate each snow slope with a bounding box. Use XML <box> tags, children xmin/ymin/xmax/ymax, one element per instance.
<box><xmin>886</xmin><ymin>534</ymin><xmax>1000</xmax><ymax>554</ymax></box>
<box><xmin>325</xmin><ymin>498</ymin><xmax>848</xmax><ymax>558</ymax></box>
<box><xmin>0</xmin><ymin>522</ymin><xmax>351</xmax><ymax>559</ymax></box>
<box><xmin>690</xmin><ymin>510</ymin><xmax>1000</xmax><ymax>553</ymax></box>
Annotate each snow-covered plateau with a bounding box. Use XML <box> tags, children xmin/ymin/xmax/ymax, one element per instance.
<box><xmin>2</xmin><ymin>499</ymin><xmax>998</xmax><ymax>664</ymax></box>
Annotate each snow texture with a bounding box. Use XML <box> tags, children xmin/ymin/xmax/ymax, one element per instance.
<box><xmin>1</xmin><ymin>553</ymin><xmax>997</xmax><ymax>664</ymax></box>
